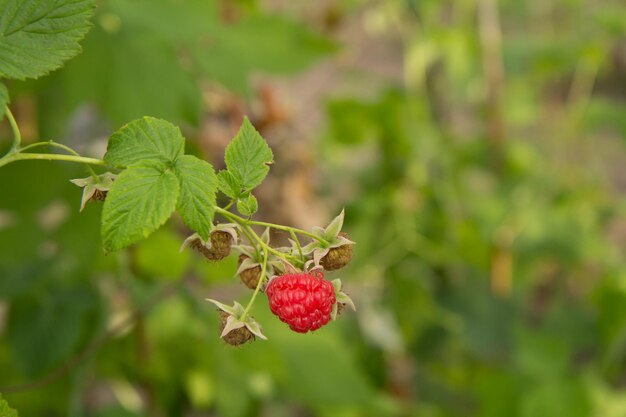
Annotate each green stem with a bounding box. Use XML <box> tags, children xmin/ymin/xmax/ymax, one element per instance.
<box><xmin>223</xmin><ymin>199</ymin><xmax>236</xmax><ymax>210</ymax></box>
<box><xmin>19</xmin><ymin>141</ymin><xmax>99</xmax><ymax>178</ymax></box>
<box><xmin>290</xmin><ymin>229</ymin><xmax>304</xmax><ymax>260</ymax></box>
<box><xmin>249</xmin><ymin>219</ymin><xmax>327</xmax><ymax>243</ymax></box>
<box><xmin>5</xmin><ymin>107</ymin><xmax>21</xmax><ymax>153</ymax></box>
<box><xmin>0</xmin><ymin>152</ymin><xmax>107</xmax><ymax>169</ymax></box>
<box><xmin>214</xmin><ymin>207</ymin><xmax>327</xmax><ymax>244</ymax></box>
<box><xmin>235</xmin><ymin>219</ymin><xmax>261</xmax><ymax>258</ymax></box>
<box><xmin>241</xmin><ymin>246</ymin><xmax>269</xmax><ymax>321</ymax></box>
<box><xmin>244</xmin><ymin>222</ymin><xmax>299</xmax><ymax>264</ymax></box>
<box><xmin>217</xmin><ymin>207</ymin><xmax>301</xmax><ymax>264</ymax></box>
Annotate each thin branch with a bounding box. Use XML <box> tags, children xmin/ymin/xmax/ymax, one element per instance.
<box><xmin>0</xmin><ymin>152</ymin><xmax>106</xmax><ymax>169</ymax></box>
<box><xmin>5</xmin><ymin>107</ymin><xmax>21</xmax><ymax>153</ymax></box>
<box><xmin>18</xmin><ymin>140</ymin><xmax>99</xmax><ymax>178</ymax></box>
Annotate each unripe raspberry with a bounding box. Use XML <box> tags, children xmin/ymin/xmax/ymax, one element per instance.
<box><xmin>320</xmin><ymin>232</ymin><xmax>353</xmax><ymax>270</ymax></box>
<box><xmin>208</xmin><ymin>230</ymin><xmax>234</xmax><ymax>260</ymax></box>
<box><xmin>266</xmin><ymin>271</ymin><xmax>336</xmax><ymax>333</ymax></box>
<box><xmin>218</xmin><ymin>311</ymin><xmax>254</xmax><ymax>346</ymax></box>
<box><xmin>186</xmin><ymin>230</ymin><xmax>234</xmax><ymax>261</ymax></box>
<box><xmin>238</xmin><ymin>254</ymin><xmax>262</xmax><ymax>289</ymax></box>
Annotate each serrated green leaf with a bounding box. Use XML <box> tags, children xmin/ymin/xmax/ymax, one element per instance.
<box><xmin>102</xmin><ymin>164</ymin><xmax>179</xmax><ymax>251</ymax></box>
<box><xmin>0</xmin><ymin>82</ymin><xmax>8</xmax><ymax>121</ymax></box>
<box><xmin>237</xmin><ymin>193</ymin><xmax>258</xmax><ymax>216</ymax></box>
<box><xmin>104</xmin><ymin>117</ymin><xmax>185</xmax><ymax>168</ymax></box>
<box><xmin>0</xmin><ymin>394</ymin><xmax>18</xmax><ymax>417</ymax></box>
<box><xmin>217</xmin><ymin>170</ymin><xmax>242</xmax><ymax>199</ymax></box>
<box><xmin>224</xmin><ymin>117</ymin><xmax>273</xmax><ymax>192</ymax></box>
<box><xmin>0</xmin><ymin>0</ymin><xmax>95</xmax><ymax>80</ymax></box>
<box><xmin>174</xmin><ymin>155</ymin><xmax>218</xmax><ymax>240</ymax></box>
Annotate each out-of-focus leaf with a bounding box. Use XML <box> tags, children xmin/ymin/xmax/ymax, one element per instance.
<box><xmin>514</xmin><ymin>329</ymin><xmax>570</xmax><ymax>378</ymax></box>
<box><xmin>7</xmin><ymin>283</ymin><xmax>100</xmax><ymax>376</ymax></box>
<box><xmin>273</xmin><ymin>328</ymin><xmax>373</xmax><ymax>406</ymax></box>
<box><xmin>474</xmin><ymin>369</ymin><xmax>520</xmax><ymax>417</ymax></box>
<box><xmin>326</xmin><ymin>99</ymin><xmax>376</xmax><ymax>144</ymax></box>
<box><xmin>92</xmin><ymin>406</ymin><xmax>144</xmax><ymax>417</ymax></box>
<box><xmin>520</xmin><ymin>379</ymin><xmax>590</xmax><ymax>417</ymax></box>
<box><xmin>135</xmin><ymin>228</ymin><xmax>191</xmax><ymax>280</ymax></box>
<box><xmin>35</xmin><ymin>0</ymin><xmax>333</xmax><ymax>128</ymax></box>
<box><xmin>193</xmin><ymin>15</ymin><xmax>336</xmax><ymax>95</ymax></box>
<box><xmin>0</xmin><ymin>394</ymin><xmax>18</xmax><ymax>417</ymax></box>
<box><xmin>0</xmin><ymin>0</ymin><xmax>95</xmax><ymax>80</ymax></box>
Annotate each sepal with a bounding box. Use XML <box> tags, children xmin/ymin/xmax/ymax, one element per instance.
<box><xmin>70</xmin><ymin>172</ymin><xmax>116</xmax><ymax>211</ymax></box>
<box><xmin>207</xmin><ymin>299</ymin><xmax>268</xmax><ymax>341</ymax></box>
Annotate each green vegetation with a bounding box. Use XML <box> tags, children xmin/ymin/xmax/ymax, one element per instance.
<box><xmin>1</xmin><ymin>0</ymin><xmax>626</xmax><ymax>416</ymax></box>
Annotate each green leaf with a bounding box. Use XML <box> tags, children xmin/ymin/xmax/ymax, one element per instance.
<box><xmin>224</xmin><ymin>117</ymin><xmax>273</xmax><ymax>192</ymax></box>
<box><xmin>0</xmin><ymin>394</ymin><xmax>18</xmax><ymax>417</ymax></box>
<box><xmin>104</xmin><ymin>117</ymin><xmax>186</xmax><ymax>168</ymax></box>
<box><xmin>237</xmin><ymin>193</ymin><xmax>258</xmax><ymax>216</ymax></box>
<box><xmin>102</xmin><ymin>163</ymin><xmax>180</xmax><ymax>251</ymax></box>
<box><xmin>217</xmin><ymin>170</ymin><xmax>243</xmax><ymax>199</ymax></box>
<box><xmin>174</xmin><ymin>155</ymin><xmax>218</xmax><ymax>240</ymax></box>
<box><xmin>0</xmin><ymin>82</ymin><xmax>8</xmax><ymax>121</ymax></box>
<box><xmin>0</xmin><ymin>0</ymin><xmax>95</xmax><ymax>80</ymax></box>
<box><xmin>193</xmin><ymin>14</ymin><xmax>336</xmax><ymax>95</ymax></box>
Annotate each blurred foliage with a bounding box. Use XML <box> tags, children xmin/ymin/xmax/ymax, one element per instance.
<box><xmin>2</xmin><ymin>0</ymin><xmax>626</xmax><ymax>416</ymax></box>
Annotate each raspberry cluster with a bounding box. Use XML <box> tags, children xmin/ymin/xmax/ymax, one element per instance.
<box><xmin>198</xmin><ymin>210</ymin><xmax>355</xmax><ymax>345</ymax></box>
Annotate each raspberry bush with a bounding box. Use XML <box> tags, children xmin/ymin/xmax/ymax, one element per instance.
<box><xmin>0</xmin><ymin>0</ymin><xmax>355</xmax><ymax>351</ymax></box>
<box><xmin>1</xmin><ymin>107</ymin><xmax>356</xmax><ymax>347</ymax></box>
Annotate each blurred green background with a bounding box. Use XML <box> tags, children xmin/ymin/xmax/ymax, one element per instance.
<box><xmin>2</xmin><ymin>0</ymin><xmax>626</xmax><ymax>416</ymax></box>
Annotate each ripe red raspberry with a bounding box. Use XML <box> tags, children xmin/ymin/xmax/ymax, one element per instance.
<box><xmin>266</xmin><ymin>271</ymin><xmax>336</xmax><ymax>333</ymax></box>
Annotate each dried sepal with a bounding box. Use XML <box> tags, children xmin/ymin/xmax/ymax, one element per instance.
<box><xmin>302</xmin><ymin>210</ymin><xmax>355</xmax><ymax>270</ymax></box>
<box><xmin>238</xmin><ymin>254</ymin><xmax>263</xmax><ymax>289</ymax></box>
<box><xmin>70</xmin><ymin>172</ymin><xmax>116</xmax><ymax>211</ymax></box>
<box><xmin>280</xmin><ymin>259</ymin><xmax>300</xmax><ymax>275</ymax></box>
<box><xmin>212</xmin><ymin>223</ymin><xmax>239</xmax><ymax>242</ymax></box>
<box><xmin>324</xmin><ymin>209</ymin><xmax>345</xmax><ymax>239</ymax></box>
<box><xmin>206</xmin><ymin>298</ymin><xmax>243</xmax><ymax>316</ymax></box>
<box><xmin>181</xmin><ymin>223</ymin><xmax>239</xmax><ymax>260</ymax></box>
<box><xmin>330</xmin><ymin>278</ymin><xmax>355</xmax><ymax>320</ymax></box>
<box><xmin>207</xmin><ymin>299</ymin><xmax>267</xmax><ymax>345</ymax></box>
<box><xmin>260</xmin><ymin>227</ymin><xmax>271</xmax><ymax>245</ymax></box>
<box><xmin>320</xmin><ymin>233</ymin><xmax>354</xmax><ymax>271</ymax></box>
<box><xmin>234</xmin><ymin>239</ymin><xmax>283</xmax><ymax>289</ymax></box>
<box><xmin>245</xmin><ymin>319</ymin><xmax>268</xmax><ymax>340</ymax></box>
<box><xmin>232</xmin><ymin>244</ymin><xmax>257</xmax><ymax>259</ymax></box>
